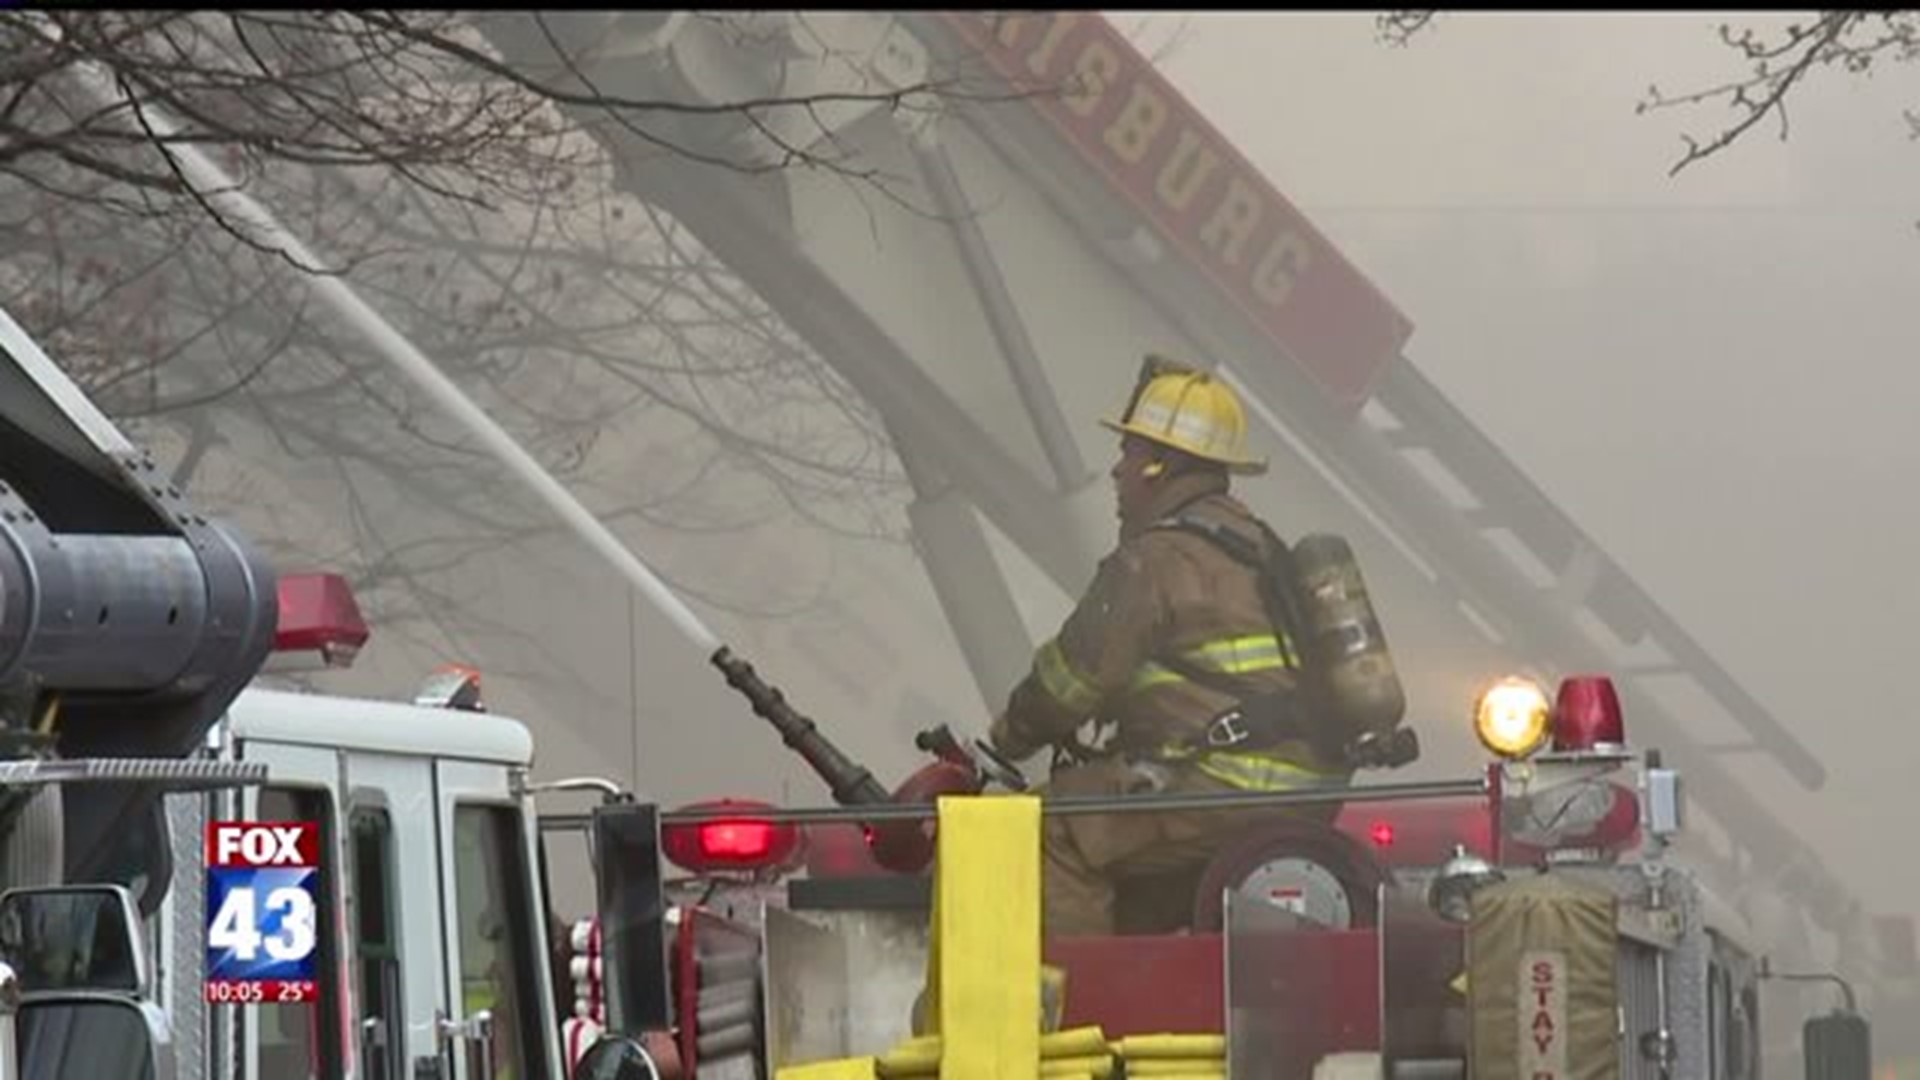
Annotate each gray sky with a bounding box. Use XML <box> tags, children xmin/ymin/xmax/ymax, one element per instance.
<box><xmin>1152</xmin><ymin>11</ymin><xmax>1920</xmax><ymax>912</ymax></box>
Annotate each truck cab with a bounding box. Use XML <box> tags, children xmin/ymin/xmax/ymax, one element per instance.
<box><xmin>0</xmin><ymin>299</ymin><xmax>668</xmax><ymax>1080</ymax></box>
<box><xmin>220</xmin><ymin>686</ymin><xmax>563</xmax><ymax>1080</ymax></box>
<box><xmin>0</xmin><ymin>669</ymin><xmax>577</xmax><ymax>1080</ymax></box>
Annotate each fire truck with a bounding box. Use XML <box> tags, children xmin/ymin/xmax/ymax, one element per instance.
<box><xmin>0</xmin><ymin>307</ymin><xmax>684</xmax><ymax>1080</ymax></box>
<box><xmin>538</xmin><ymin>659</ymin><xmax>1882</xmax><ymax>1080</ymax></box>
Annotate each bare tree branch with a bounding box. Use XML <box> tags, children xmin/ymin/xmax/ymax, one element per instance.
<box><xmin>1375</xmin><ymin>11</ymin><xmax>1438</xmax><ymax>48</ymax></box>
<box><xmin>0</xmin><ymin>10</ymin><xmax>955</xmax><ymax>646</ymax></box>
<box><xmin>1636</xmin><ymin>13</ymin><xmax>1886</xmax><ymax>176</ymax></box>
<box><xmin>1378</xmin><ymin>10</ymin><xmax>1920</xmax><ymax>176</ymax></box>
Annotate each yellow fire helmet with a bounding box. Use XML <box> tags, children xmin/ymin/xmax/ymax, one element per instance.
<box><xmin>1100</xmin><ymin>363</ymin><xmax>1268</xmax><ymax>475</ymax></box>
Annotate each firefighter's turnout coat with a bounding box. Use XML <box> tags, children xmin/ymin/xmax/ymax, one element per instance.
<box><xmin>997</xmin><ymin>469</ymin><xmax>1346</xmax><ymax>787</ymax></box>
<box><xmin>994</xmin><ymin>469</ymin><xmax>1352</xmax><ymax>935</ymax></box>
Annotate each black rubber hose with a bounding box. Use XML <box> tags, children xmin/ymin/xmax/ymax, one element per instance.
<box><xmin>709</xmin><ymin>646</ymin><xmax>890</xmax><ymax>807</ymax></box>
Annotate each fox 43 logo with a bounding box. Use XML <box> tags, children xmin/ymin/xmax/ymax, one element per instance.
<box><xmin>204</xmin><ymin>822</ymin><xmax>320</xmax><ymax>1003</ymax></box>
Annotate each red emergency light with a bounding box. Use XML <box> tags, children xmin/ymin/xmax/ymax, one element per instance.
<box><xmin>661</xmin><ymin>799</ymin><xmax>801</xmax><ymax>875</ymax></box>
<box><xmin>1368</xmin><ymin>821</ymin><xmax>1395</xmax><ymax>848</ymax></box>
<box><xmin>268</xmin><ymin>573</ymin><xmax>370</xmax><ymax>672</ymax></box>
<box><xmin>1550</xmin><ymin>675</ymin><xmax>1626</xmax><ymax>755</ymax></box>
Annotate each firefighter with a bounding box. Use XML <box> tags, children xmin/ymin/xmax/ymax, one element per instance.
<box><xmin>988</xmin><ymin>358</ymin><xmax>1353</xmax><ymax>937</ymax></box>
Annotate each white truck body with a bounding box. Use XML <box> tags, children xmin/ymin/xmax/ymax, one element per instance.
<box><xmin>120</xmin><ymin>687</ymin><xmax>566</xmax><ymax>1080</ymax></box>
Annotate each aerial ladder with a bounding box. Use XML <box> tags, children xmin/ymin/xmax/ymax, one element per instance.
<box><xmin>468</xmin><ymin>10</ymin><xmax>1872</xmax><ymax>968</ymax></box>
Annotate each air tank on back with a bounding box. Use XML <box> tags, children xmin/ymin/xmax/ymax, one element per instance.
<box><xmin>1290</xmin><ymin>533</ymin><xmax>1406</xmax><ymax>736</ymax></box>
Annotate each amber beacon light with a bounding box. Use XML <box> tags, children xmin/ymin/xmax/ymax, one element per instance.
<box><xmin>1472</xmin><ymin>676</ymin><xmax>1553</xmax><ymax>759</ymax></box>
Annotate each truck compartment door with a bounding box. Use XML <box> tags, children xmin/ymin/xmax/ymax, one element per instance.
<box><xmin>343</xmin><ymin>751</ymin><xmax>450</xmax><ymax>1080</ymax></box>
<box><xmin>432</xmin><ymin>759</ymin><xmax>562</xmax><ymax>1080</ymax></box>
<box><xmin>230</xmin><ymin>741</ymin><xmax>346</xmax><ymax>1080</ymax></box>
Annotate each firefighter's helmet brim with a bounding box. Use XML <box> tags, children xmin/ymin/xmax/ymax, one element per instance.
<box><xmin>1100</xmin><ymin>415</ymin><xmax>1270</xmax><ymax>475</ymax></box>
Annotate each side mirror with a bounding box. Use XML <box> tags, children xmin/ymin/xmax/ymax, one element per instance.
<box><xmin>17</xmin><ymin>994</ymin><xmax>165</xmax><ymax>1079</ymax></box>
<box><xmin>590</xmin><ymin>802</ymin><xmax>672</xmax><ymax>1034</ymax></box>
<box><xmin>1804</xmin><ymin>1010</ymin><xmax>1872</xmax><ymax>1080</ymax></box>
<box><xmin>572</xmin><ymin>1035</ymin><xmax>662</xmax><ymax>1080</ymax></box>
<box><xmin>0</xmin><ymin>885</ymin><xmax>147</xmax><ymax>996</ymax></box>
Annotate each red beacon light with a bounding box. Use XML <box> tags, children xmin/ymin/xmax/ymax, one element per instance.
<box><xmin>661</xmin><ymin>799</ymin><xmax>802</xmax><ymax>876</ymax></box>
<box><xmin>266</xmin><ymin>573</ymin><xmax>370</xmax><ymax>673</ymax></box>
<box><xmin>1548</xmin><ymin>675</ymin><xmax>1629</xmax><ymax>757</ymax></box>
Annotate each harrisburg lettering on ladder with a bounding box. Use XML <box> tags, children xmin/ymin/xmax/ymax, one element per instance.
<box><xmin>937</xmin><ymin>11</ymin><xmax>1415</xmax><ymax>413</ymax></box>
<box><xmin>1518</xmin><ymin>950</ymin><xmax>1569</xmax><ymax>1080</ymax></box>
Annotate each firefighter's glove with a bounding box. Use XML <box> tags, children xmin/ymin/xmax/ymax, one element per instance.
<box><xmin>988</xmin><ymin>712</ymin><xmax>1032</xmax><ymax>762</ymax></box>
